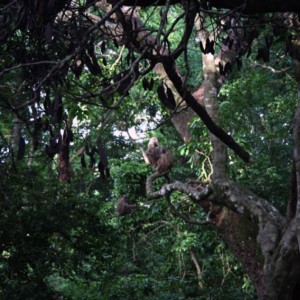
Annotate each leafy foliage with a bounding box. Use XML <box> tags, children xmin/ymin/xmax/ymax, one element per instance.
<box><xmin>219</xmin><ymin>62</ymin><xmax>297</xmax><ymax>211</ymax></box>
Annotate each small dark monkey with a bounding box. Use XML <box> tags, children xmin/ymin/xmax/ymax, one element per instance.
<box><xmin>116</xmin><ymin>195</ymin><xmax>138</xmax><ymax>216</ymax></box>
<box><xmin>146</xmin><ymin>137</ymin><xmax>173</xmax><ymax>174</ymax></box>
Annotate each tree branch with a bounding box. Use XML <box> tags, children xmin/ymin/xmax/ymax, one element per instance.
<box><xmin>146</xmin><ymin>172</ymin><xmax>212</xmax><ymax>200</ymax></box>
<box><xmin>162</xmin><ymin>58</ymin><xmax>251</xmax><ymax>163</ymax></box>
<box><xmin>146</xmin><ymin>172</ymin><xmax>285</xmax><ymax>258</ymax></box>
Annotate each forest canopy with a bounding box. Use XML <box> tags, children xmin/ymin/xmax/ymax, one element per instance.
<box><xmin>1</xmin><ymin>1</ymin><xmax>300</xmax><ymax>299</ymax></box>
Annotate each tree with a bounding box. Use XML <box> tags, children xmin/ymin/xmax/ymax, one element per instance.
<box><xmin>1</xmin><ymin>1</ymin><xmax>300</xmax><ymax>299</ymax></box>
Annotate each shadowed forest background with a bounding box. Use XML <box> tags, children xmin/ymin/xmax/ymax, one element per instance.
<box><xmin>1</xmin><ymin>1</ymin><xmax>300</xmax><ymax>299</ymax></box>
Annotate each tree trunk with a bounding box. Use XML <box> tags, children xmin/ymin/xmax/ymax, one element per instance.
<box><xmin>11</xmin><ymin>117</ymin><xmax>22</xmax><ymax>153</ymax></box>
<box><xmin>201</xmin><ymin>46</ymin><xmax>227</xmax><ymax>180</ymax></box>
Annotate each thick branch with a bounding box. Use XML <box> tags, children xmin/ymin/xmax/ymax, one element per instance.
<box><xmin>146</xmin><ymin>172</ymin><xmax>212</xmax><ymax>200</ymax></box>
<box><xmin>145</xmin><ymin>174</ymin><xmax>289</xmax><ymax>298</ymax></box>
<box><xmin>146</xmin><ymin>173</ymin><xmax>285</xmax><ymax>256</ymax></box>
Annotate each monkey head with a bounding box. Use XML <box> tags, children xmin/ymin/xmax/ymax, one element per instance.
<box><xmin>148</xmin><ymin>137</ymin><xmax>159</xmax><ymax>148</ymax></box>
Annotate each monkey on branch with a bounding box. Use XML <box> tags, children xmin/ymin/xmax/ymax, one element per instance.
<box><xmin>143</xmin><ymin>137</ymin><xmax>174</xmax><ymax>182</ymax></box>
<box><xmin>116</xmin><ymin>195</ymin><xmax>138</xmax><ymax>216</ymax></box>
<box><xmin>116</xmin><ymin>195</ymin><xmax>151</xmax><ymax>216</ymax></box>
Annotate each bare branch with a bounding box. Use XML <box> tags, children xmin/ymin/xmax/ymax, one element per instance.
<box><xmin>190</xmin><ymin>250</ymin><xmax>203</xmax><ymax>290</ymax></box>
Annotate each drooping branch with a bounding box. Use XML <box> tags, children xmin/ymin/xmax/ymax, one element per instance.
<box><xmin>162</xmin><ymin>58</ymin><xmax>251</xmax><ymax>163</ymax></box>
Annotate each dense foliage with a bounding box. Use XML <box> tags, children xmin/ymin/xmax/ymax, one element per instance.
<box><xmin>0</xmin><ymin>131</ymin><xmax>257</xmax><ymax>299</ymax></box>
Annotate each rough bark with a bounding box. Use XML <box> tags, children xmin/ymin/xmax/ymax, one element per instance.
<box><xmin>215</xmin><ymin>210</ymin><xmax>264</xmax><ymax>298</ymax></box>
<box><xmin>57</xmin><ymin>123</ymin><xmax>72</xmax><ymax>183</ymax></box>
<box><xmin>273</xmin><ymin>36</ymin><xmax>300</xmax><ymax>299</ymax></box>
<box><xmin>11</xmin><ymin>117</ymin><xmax>22</xmax><ymax>153</ymax></box>
<box><xmin>286</xmin><ymin>159</ymin><xmax>297</xmax><ymax>224</ymax></box>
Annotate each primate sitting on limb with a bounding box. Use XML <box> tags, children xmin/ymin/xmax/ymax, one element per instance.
<box><xmin>116</xmin><ymin>195</ymin><xmax>138</xmax><ymax>216</ymax></box>
<box><xmin>145</xmin><ymin>137</ymin><xmax>173</xmax><ymax>182</ymax></box>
